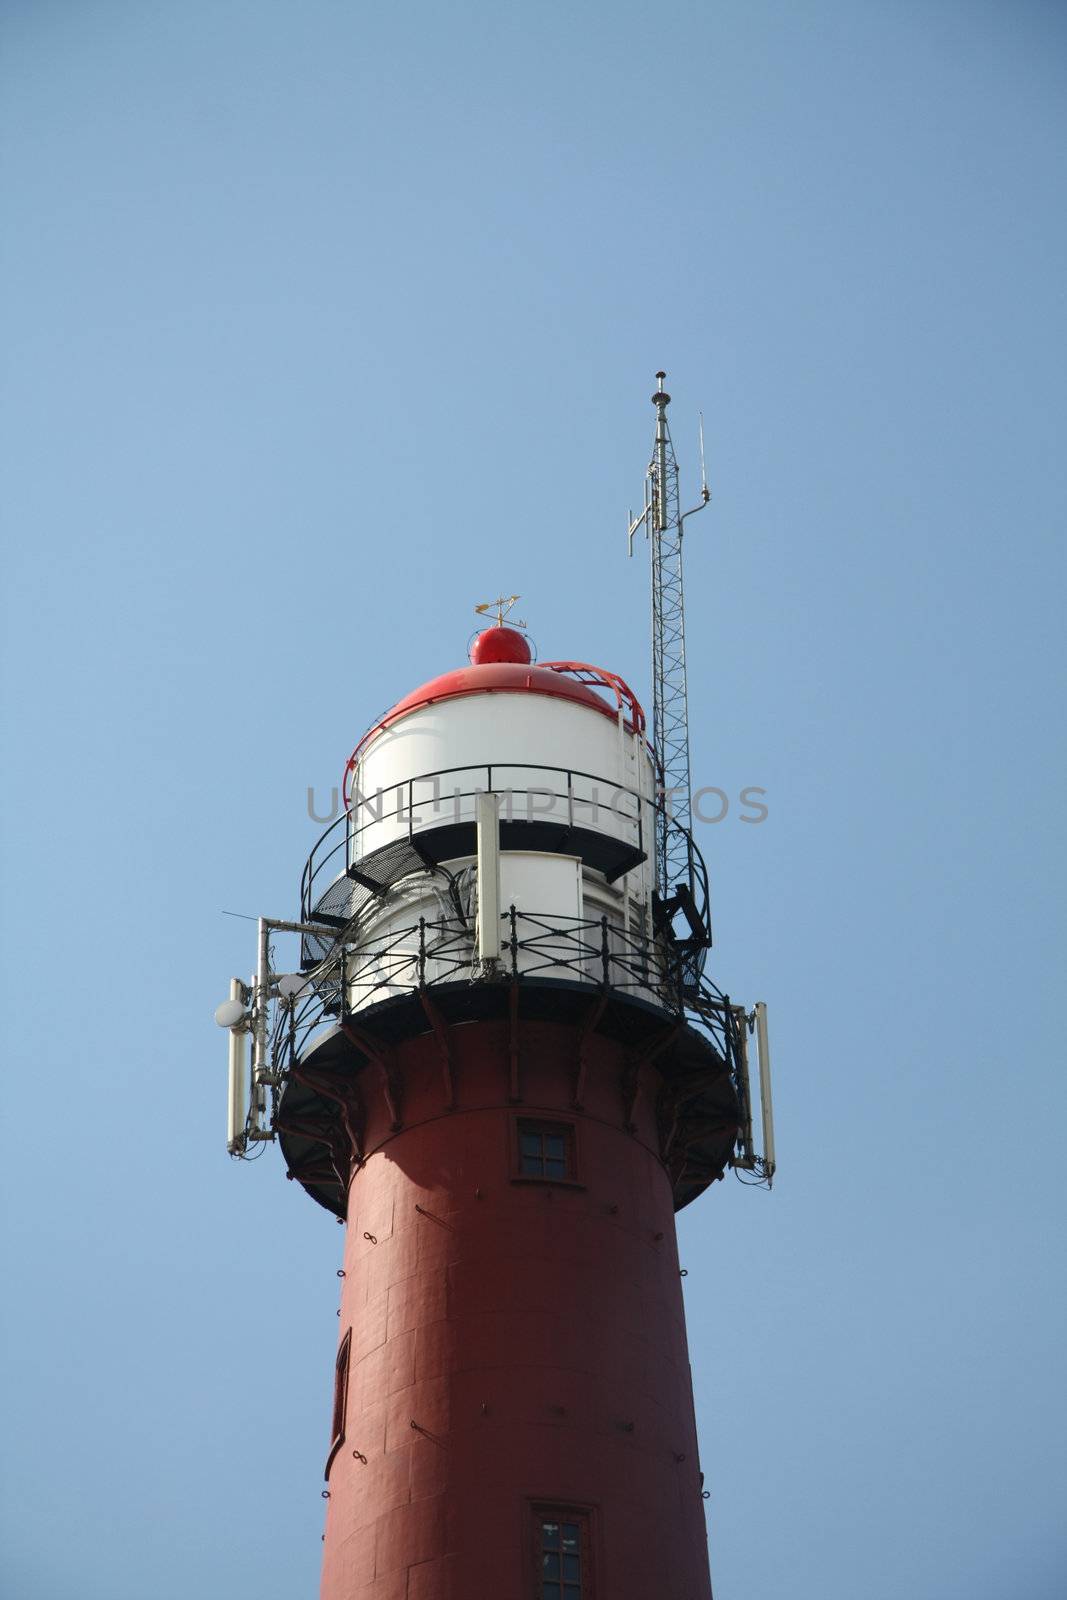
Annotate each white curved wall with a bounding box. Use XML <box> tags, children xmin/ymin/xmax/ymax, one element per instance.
<box><xmin>350</xmin><ymin>690</ymin><xmax>655</xmax><ymax>896</ymax></box>
<box><xmin>343</xmin><ymin>853</ymin><xmax>661</xmax><ymax>1016</ymax></box>
<box><xmin>334</xmin><ymin>688</ymin><xmax>663</xmax><ymax>1017</ymax></box>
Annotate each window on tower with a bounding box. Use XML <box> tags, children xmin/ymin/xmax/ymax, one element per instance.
<box><xmin>513</xmin><ymin>1117</ymin><xmax>579</xmax><ymax>1183</ymax></box>
<box><xmin>326</xmin><ymin>1328</ymin><xmax>351</xmax><ymax>1478</ymax></box>
<box><xmin>533</xmin><ymin>1506</ymin><xmax>592</xmax><ymax>1599</ymax></box>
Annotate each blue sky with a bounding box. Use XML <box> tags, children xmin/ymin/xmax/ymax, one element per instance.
<box><xmin>1</xmin><ymin>2</ymin><xmax>1065</xmax><ymax>1597</ymax></box>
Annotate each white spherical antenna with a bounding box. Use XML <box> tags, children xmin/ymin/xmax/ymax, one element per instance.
<box><xmin>276</xmin><ymin>973</ymin><xmax>309</xmax><ymax>1001</ymax></box>
<box><xmin>215</xmin><ymin>997</ymin><xmax>248</xmax><ymax>1029</ymax></box>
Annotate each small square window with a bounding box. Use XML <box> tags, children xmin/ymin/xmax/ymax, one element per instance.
<box><xmin>533</xmin><ymin>1506</ymin><xmax>592</xmax><ymax>1599</ymax></box>
<box><xmin>514</xmin><ymin>1118</ymin><xmax>578</xmax><ymax>1183</ymax></box>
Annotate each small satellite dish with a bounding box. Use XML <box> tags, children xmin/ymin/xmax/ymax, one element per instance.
<box><xmin>276</xmin><ymin>973</ymin><xmax>308</xmax><ymax>1001</ymax></box>
<box><xmin>215</xmin><ymin>998</ymin><xmax>248</xmax><ymax>1029</ymax></box>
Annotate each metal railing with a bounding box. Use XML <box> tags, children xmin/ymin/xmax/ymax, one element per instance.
<box><xmin>269</xmin><ymin>907</ymin><xmax>736</xmax><ymax>1087</ymax></box>
<box><xmin>300</xmin><ymin>760</ymin><xmax>707</xmax><ymax>934</ymax></box>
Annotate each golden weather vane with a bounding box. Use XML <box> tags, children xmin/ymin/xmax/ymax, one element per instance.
<box><xmin>474</xmin><ymin>594</ymin><xmax>526</xmax><ymax>629</ymax></box>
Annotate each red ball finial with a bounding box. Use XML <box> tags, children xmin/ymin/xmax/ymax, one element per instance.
<box><xmin>470</xmin><ymin>625</ymin><xmax>532</xmax><ymax>666</ymax></box>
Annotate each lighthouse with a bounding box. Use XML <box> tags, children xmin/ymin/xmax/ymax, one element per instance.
<box><xmin>217</xmin><ymin>382</ymin><xmax>774</xmax><ymax>1599</ymax></box>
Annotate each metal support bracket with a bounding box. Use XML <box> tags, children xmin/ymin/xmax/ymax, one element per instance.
<box><xmin>572</xmin><ymin>993</ymin><xmax>608</xmax><ymax>1109</ymax></box>
<box><xmin>290</xmin><ymin>1068</ymin><xmax>367</xmax><ymax>1169</ymax></box>
<box><xmin>341</xmin><ymin>1019</ymin><xmax>403</xmax><ymax>1131</ymax></box>
<box><xmin>507</xmin><ymin>980</ymin><xmax>521</xmax><ymax>1103</ymax></box>
<box><xmin>623</xmin><ymin>1023</ymin><xmax>681</xmax><ymax>1133</ymax></box>
<box><xmin>419</xmin><ymin>987</ymin><xmax>456</xmax><ymax>1112</ymax></box>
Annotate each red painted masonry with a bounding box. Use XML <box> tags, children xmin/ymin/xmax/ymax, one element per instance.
<box><xmin>319</xmin><ymin>1018</ymin><xmax>713</xmax><ymax>1600</ymax></box>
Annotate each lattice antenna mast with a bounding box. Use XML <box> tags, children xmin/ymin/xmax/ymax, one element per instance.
<box><xmin>629</xmin><ymin>372</ymin><xmax>710</xmax><ymax>898</ymax></box>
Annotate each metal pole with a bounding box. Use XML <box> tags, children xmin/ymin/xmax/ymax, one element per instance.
<box><xmin>654</xmin><ymin>389</ymin><xmax>670</xmax><ymax>533</ymax></box>
<box><xmin>253</xmin><ymin>918</ymin><xmax>270</xmax><ymax>1101</ymax></box>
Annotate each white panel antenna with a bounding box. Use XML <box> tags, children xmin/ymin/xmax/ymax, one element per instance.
<box><xmin>754</xmin><ymin>1002</ymin><xmax>775</xmax><ymax>1181</ymax></box>
<box><xmin>475</xmin><ymin>791</ymin><xmax>502</xmax><ymax>967</ymax></box>
<box><xmin>222</xmin><ymin>978</ymin><xmax>250</xmax><ymax>1154</ymax></box>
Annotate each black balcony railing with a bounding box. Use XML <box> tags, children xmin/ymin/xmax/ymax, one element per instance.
<box><xmin>270</xmin><ymin>907</ymin><xmax>737</xmax><ymax>1096</ymax></box>
<box><xmin>298</xmin><ymin>762</ymin><xmax>711</xmax><ymax>974</ymax></box>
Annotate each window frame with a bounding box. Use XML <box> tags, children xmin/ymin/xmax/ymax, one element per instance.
<box><xmin>510</xmin><ymin>1114</ymin><xmax>582</xmax><ymax>1188</ymax></box>
<box><xmin>530</xmin><ymin>1502</ymin><xmax>595</xmax><ymax>1600</ymax></box>
<box><xmin>325</xmin><ymin>1326</ymin><xmax>351</xmax><ymax>1479</ymax></box>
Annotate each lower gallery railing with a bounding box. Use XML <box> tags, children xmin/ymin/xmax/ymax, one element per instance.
<box><xmin>267</xmin><ymin>909</ymin><xmax>738</xmax><ymax>1092</ymax></box>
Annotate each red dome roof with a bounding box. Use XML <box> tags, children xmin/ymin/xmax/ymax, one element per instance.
<box><xmin>342</xmin><ymin>659</ymin><xmax>646</xmax><ymax>804</ymax></box>
<box><xmin>375</xmin><ymin>662</ymin><xmax>620</xmax><ymax>729</ymax></box>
